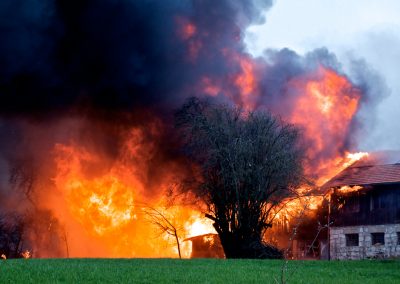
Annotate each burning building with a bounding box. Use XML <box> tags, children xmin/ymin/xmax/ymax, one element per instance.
<box><xmin>0</xmin><ymin>0</ymin><xmax>389</xmax><ymax>258</ymax></box>
<box><xmin>323</xmin><ymin>152</ymin><xmax>400</xmax><ymax>260</ymax></box>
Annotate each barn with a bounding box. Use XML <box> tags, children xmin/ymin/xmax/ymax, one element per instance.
<box><xmin>322</xmin><ymin>152</ymin><xmax>400</xmax><ymax>259</ymax></box>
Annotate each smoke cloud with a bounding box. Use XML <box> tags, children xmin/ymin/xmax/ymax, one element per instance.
<box><xmin>0</xmin><ymin>0</ymin><xmax>272</xmax><ymax>116</ymax></box>
<box><xmin>0</xmin><ymin>0</ymin><xmax>389</xmax><ymax>257</ymax></box>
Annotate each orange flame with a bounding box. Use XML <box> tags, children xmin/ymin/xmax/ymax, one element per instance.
<box><xmin>28</xmin><ymin>58</ymin><xmax>365</xmax><ymax>257</ymax></box>
<box><xmin>337</xmin><ymin>185</ymin><xmax>363</xmax><ymax>194</ymax></box>
<box><xmin>186</xmin><ymin>215</ymin><xmax>216</xmax><ymax>238</ymax></box>
<box><xmin>234</xmin><ymin>56</ymin><xmax>257</xmax><ymax>101</ymax></box>
<box><xmin>288</xmin><ymin>66</ymin><xmax>362</xmax><ymax>184</ymax></box>
<box><xmin>48</xmin><ymin>128</ymin><xmax>215</xmax><ymax>258</ymax></box>
<box><xmin>21</xmin><ymin>250</ymin><xmax>31</xmax><ymax>259</ymax></box>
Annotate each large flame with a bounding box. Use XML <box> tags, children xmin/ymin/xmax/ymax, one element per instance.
<box><xmin>37</xmin><ymin>64</ymin><xmax>366</xmax><ymax>258</ymax></box>
<box><xmin>288</xmin><ymin>66</ymin><xmax>362</xmax><ymax>184</ymax></box>
<box><xmin>49</xmin><ymin>66</ymin><xmax>365</xmax><ymax>257</ymax></box>
<box><xmin>0</xmin><ymin>2</ymin><xmax>376</xmax><ymax>259</ymax></box>
<box><xmin>269</xmin><ymin>67</ymin><xmax>367</xmax><ymax>227</ymax></box>
<box><xmin>48</xmin><ymin>129</ymin><xmax>215</xmax><ymax>258</ymax></box>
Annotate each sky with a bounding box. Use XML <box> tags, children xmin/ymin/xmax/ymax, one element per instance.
<box><xmin>245</xmin><ymin>0</ymin><xmax>400</xmax><ymax>151</ymax></box>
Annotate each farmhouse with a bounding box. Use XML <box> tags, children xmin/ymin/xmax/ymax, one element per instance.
<box><xmin>323</xmin><ymin>152</ymin><xmax>400</xmax><ymax>260</ymax></box>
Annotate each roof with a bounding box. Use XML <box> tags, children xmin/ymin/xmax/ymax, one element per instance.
<box><xmin>184</xmin><ymin>233</ymin><xmax>218</xmax><ymax>242</ymax></box>
<box><xmin>322</xmin><ymin>163</ymin><xmax>400</xmax><ymax>189</ymax></box>
<box><xmin>322</xmin><ymin>151</ymin><xmax>400</xmax><ymax>189</ymax></box>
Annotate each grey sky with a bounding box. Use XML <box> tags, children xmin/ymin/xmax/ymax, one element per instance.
<box><xmin>245</xmin><ymin>0</ymin><xmax>400</xmax><ymax>151</ymax></box>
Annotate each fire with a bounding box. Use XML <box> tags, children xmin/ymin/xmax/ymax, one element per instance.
<box><xmin>47</xmin><ymin>128</ymin><xmax>215</xmax><ymax>258</ymax></box>
<box><xmin>21</xmin><ymin>250</ymin><xmax>31</xmax><ymax>259</ymax></box>
<box><xmin>234</xmin><ymin>56</ymin><xmax>257</xmax><ymax>102</ymax></box>
<box><xmin>1</xmin><ymin>254</ymin><xmax>6</xmax><ymax>260</ymax></box>
<box><xmin>346</xmin><ymin>152</ymin><xmax>369</xmax><ymax>164</ymax></box>
<box><xmin>0</xmin><ymin>1</ymin><xmax>378</xmax><ymax>260</ymax></box>
<box><xmin>53</xmin><ymin>144</ymin><xmax>137</xmax><ymax>237</ymax></box>
<box><xmin>288</xmin><ymin>66</ymin><xmax>362</xmax><ymax>184</ymax></box>
<box><xmin>337</xmin><ymin>185</ymin><xmax>363</xmax><ymax>194</ymax></box>
<box><xmin>6</xmin><ymin>53</ymin><xmax>366</xmax><ymax>258</ymax></box>
<box><xmin>275</xmin><ymin>151</ymin><xmax>368</xmax><ymax>222</ymax></box>
<box><xmin>41</xmin><ymin>66</ymin><xmax>366</xmax><ymax>258</ymax></box>
<box><xmin>270</xmin><ymin>67</ymin><xmax>366</xmax><ymax>227</ymax></box>
<box><xmin>186</xmin><ymin>216</ymin><xmax>216</xmax><ymax>238</ymax></box>
<box><xmin>229</xmin><ymin>52</ymin><xmax>260</xmax><ymax>109</ymax></box>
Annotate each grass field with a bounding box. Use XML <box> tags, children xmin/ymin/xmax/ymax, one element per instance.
<box><xmin>0</xmin><ymin>258</ymin><xmax>399</xmax><ymax>283</ymax></box>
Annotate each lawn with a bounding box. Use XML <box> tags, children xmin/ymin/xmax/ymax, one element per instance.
<box><xmin>0</xmin><ymin>258</ymin><xmax>399</xmax><ymax>283</ymax></box>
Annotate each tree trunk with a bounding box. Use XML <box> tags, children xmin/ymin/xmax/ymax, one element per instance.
<box><xmin>174</xmin><ymin>230</ymin><xmax>182</xmax><ymax>259</ymax></box>
<box><xmin>215</xmin><ymin>224</ymin><xmax>283</xmax><ymax>259</ymax></box>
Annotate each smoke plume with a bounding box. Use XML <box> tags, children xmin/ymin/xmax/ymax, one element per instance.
<box><xmin>0</xmin><ymin>0</ymin><xmax>388</xmax><ymax>257</ymax></box>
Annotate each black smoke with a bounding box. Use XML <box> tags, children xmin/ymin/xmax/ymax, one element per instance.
<box><xmin>0</xmin><ymin>0</ymin><xmax>389</xmax><ymax>257</ymax></box>
<box><xmin>0</xmin><ymin>0</ymin><xmax>272</xmax><ymax>116</ymax></box>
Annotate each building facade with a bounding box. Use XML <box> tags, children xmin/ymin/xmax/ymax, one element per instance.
<box><xmin>330</xmin><ymin>223</ymin><xmax>400</xmax><ymax>259</ymax></box>
<box><xmin>324</xmin><ymin>159</ymin><xmax>400</xmax><ymax>260</ymax></box>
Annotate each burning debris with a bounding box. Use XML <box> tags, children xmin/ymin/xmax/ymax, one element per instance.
<box><xmin>21</xmin><ymin>250</ymin><xmax>31</xmax><ymax>259</ymax></box>
<box><xmin>0</xmin><ymin>0</ymin><xmax>389</xmax><ymax>258</ymax></box>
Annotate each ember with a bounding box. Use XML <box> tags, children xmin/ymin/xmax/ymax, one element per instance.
<box><xmin>21</xmin><ymin>250</ymin><xmax>31</xmax><ymax>259</ymax></box>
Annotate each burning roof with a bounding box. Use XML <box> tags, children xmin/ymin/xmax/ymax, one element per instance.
<box><xmin>322</xmin><ymin>151</ymin><xmax>400</xmax><ymax>189</ymax></box>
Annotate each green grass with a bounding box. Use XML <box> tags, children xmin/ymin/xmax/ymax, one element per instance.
<box><xmin>0</xmin><ymin>258</ymin><xmax>399</xmax><ymax>283</ymax></box>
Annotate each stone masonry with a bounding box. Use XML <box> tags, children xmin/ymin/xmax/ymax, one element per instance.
<box><xmin>330</xmin><ymin>224</ymin><xmax>400</xmax><ymax>260</ymax></box>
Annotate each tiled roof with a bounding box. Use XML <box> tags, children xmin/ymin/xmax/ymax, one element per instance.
<box><xmin>322</xmin><ymin>163</ymin><xmax>400</xmax><ymax>189</ymax></box>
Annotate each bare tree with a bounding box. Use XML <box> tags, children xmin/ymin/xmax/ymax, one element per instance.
<box><xmin>6</xmin><ymin>159</ymin><xmax>67</xmax><ymax>258</ymax></box>
<box><xmin>275</xmin><ymin>195</ymin><xmax>332</xmax><ymax>284</ymax></box>
<box><xmin>143</xmin><ymin>206</ymin><xmax>183</xmax><ymax>259</ymax></box>
<box><xmin>61</xmin><ymin>225</ymin><xmax>69</xmax><ymax>258</ymax></box>
<box><xmin>175</xmin><ymin>98</ymin><xmax>305</xmax><ymax>259</ymax></box>
<box><xmin>9</xmin><ymin>157</ymin><xmax>37</xmax><ymax>207</ymax></box>
<box><xmin>0</xmin><ymin>213</ymin><xmax>25</xmax><ymax>258</ymax></box>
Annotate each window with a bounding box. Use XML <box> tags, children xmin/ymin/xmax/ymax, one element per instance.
<box><xmin>346</xmin><ymin>234</ymin><xmax>359</xmax><ymax>246</ymax></box>
<box><xmin>397</xmin><ymin>232</ymin><xmax>400</xmax><ymax>245</ymax></box>
<box><xmin>370</xmin><ymin>193</ymin><xmax>390</xmax><ymax>211</ymax></box>
<box><xmin>371</xmin><ymin>233</ymin><xmax>385</xmax><ymax>245</ymax></box>
<box><xmin>345</xmin><ymin>196</ymin><xmax>360</xmax><ymax>213</ymax></box>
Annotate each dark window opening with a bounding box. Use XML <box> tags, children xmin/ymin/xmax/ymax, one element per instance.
<box><xmin>370</xmin><ymin>193</ymin><xmax>390</xmax><ymax>211</ymax></box>
<box><xmin>346</xmin><ymin>234</ymin><xmax>359</xmax><ymax>246</ymax></box>
<box><xmin>371</xmin><ymin>233</ymin><xmax>385</xmax><ymax>245</ymax></box>
<box><xmin>397</xmin><ymin>232</ymin><xmax>400</xmax><ymax>245</ymax></box>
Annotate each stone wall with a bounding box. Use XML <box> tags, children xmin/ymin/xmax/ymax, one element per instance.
<box><xmin>330</xmin><ymin>224</ymin><xmax>400</xmax><ymax>260</ymax></box>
